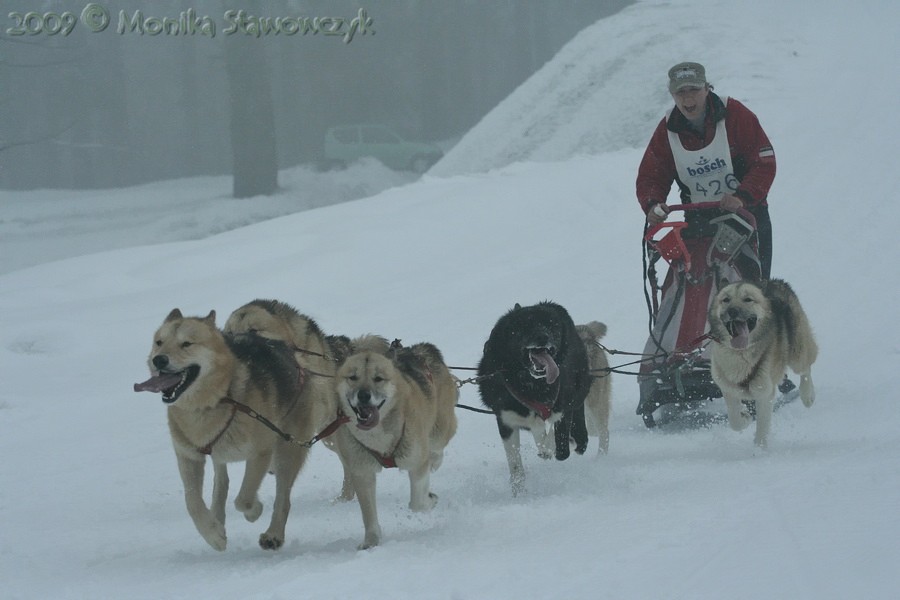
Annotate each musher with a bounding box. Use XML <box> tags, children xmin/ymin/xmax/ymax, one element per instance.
<box><xmin>636</xmin><ymin>61</ymin><xmax>776</xmax><ymax>279</ymax></box>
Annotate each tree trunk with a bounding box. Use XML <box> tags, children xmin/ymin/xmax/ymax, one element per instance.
<box><xmin>223</xmin><ymin>1</ymin><xmax>278</xmax><ymax>198</ymax></box>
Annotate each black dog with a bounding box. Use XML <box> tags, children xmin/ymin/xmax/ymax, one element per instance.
<box><xmin>477</xmin><ymin>301</ymin><xmax>591</xmax><ymax>494</ymax></box>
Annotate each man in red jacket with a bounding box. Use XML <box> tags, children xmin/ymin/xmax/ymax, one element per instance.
<box><xmin>636</xmin><ymin>62</ymin><xmax>776</xmax><ymax>278</ymax></box>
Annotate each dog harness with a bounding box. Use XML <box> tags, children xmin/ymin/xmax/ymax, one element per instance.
<box><xmin>502</xmin><ymin>377</ymin><xmax>560</xmax><ymax>421</ymax></box>
<box><xmin>359</xmin><ymin>425</ymin><xmax>405</xmax><ymax>469</ymax></box>
<box><xmin>197</xmin><ymin>401</ymin><xmax>239</xmax><ymax>455</ymax></box>
<box><xmin>311</xmin><ymin>409</ymin><xmax>404</xmax><ymax>468</ymax></box>
<box><xmin>368</xmin><ymin>446</ymin><xmax>399</xmax><ymax>469</ymax></box>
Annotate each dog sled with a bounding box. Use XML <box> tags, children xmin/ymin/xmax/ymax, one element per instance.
<box><xmin>636</xmin><ymin>201</ymin><xmax>792</xmax><ymax>428</ymax></box>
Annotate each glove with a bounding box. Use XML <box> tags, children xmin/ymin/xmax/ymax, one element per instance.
<box><xmin>719</xmin><ymin>193</ymin><xmax>744</xmax><ymax>212</ymax></box>
<box><xmin>646</xmin><ymin>203</ymin><xmax>669</xmax><ymax>225</ymax></box>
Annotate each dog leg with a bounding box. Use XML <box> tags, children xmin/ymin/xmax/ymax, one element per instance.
<box><xmin>326</xmin><ymin>438</ymin><xmax>356</xmax><ymax>502</ymax></box>
<box><xmin>497</xmin><ymin>417</ymin><xmax>525</xmax><ymax>494</ymax></box>
<box><xmin>408</xmin><ymin>461</ymin><xmax>437</xmax><ymax>512</ymax></box>
<box><xmin>585</xmin><ymin>400</ymin><xmax>610</xmax><ymax>455</ymax></box>
<box><xmin>571</xmin><ymin>408</ymin><xmax>589</xmax><ymax>455</ymax></box>
<box><xmin>595</xmin><ymin>403</ymin><xmax>610</xmax><ymax>455</ymax></box>
<box><xmin>211</xmin><ymin>462</ymin><xmax>229</xmax><ymax>526</ymax></box>
<box><xmin>176</xmin><ymin>453</ymin><xmax>226</xmax><ymax>551</ymax></box>
<box><xmin>501</xmin><ymin>426</ymin><xmax>526</xmax><ymax>496</ymax></box>
<box><xmin>554</xmin><ymin>414</ymin><xmax>572</xmax><ymax>461</ymax></box>
<box><xmin>799</xmin><ymin>373</ymin><xmax>815</xmax><ymax>407</ymax></box>
<box><xmin>234</xmin><ymin>451</ymin><xmax>270</xmax><ymax>523</ymax></box>
<box><xmin>259</xmin><ymin>445</ymin><xmax>307</xmax><ymax>550</ymax></box>
<box><xmin>723</xmin><ymin>394</ymin><xmax>752</xmax><ymax>433</ymax></box>
<box><xmin>351</xmin><ymin>467</ymin><xmax>382</xmax><ymax>549</ymax></box>
<box><xmin>336</xmin><ymin>452</ymin><xmax>357</xmax><ymax>503</ymax></box>
<box><xmin>754</xmin><ymin>394</ymin><xmax>774</xmax><ymax>448</ymax></box>
<box><xmin>530</xmin><ymin>421</ymin><xmax>553</xmax><ymax>460</ymax></box>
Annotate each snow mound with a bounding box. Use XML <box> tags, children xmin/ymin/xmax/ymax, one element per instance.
<box><xmin>430</xmin><ymin>0</ymin><xmax>798</xmax><ymax>177</ymax></box>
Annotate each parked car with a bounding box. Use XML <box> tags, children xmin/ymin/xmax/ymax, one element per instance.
<box><xmin>323</xmin><ymin>124</ymin><xmax>444</xmax><ymax>173</ymax></box>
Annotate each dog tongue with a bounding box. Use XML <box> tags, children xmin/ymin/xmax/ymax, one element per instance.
<box><xmin>730</xmin><ymin>321</ymin><xmax>750</xmax><ymax>350</ymax></box>
<box><xmin>133</xmin><ymin>372</ymin><xmax>182</xmax><ymax>393</ymax></box>
<box><xmin>355</xmin><ymin>405</ymin><xmax>380</xmax><ymax>430</ymax></box>
<box><xmin>531</xmin><ymin>350</ymin><xmax>560</xmax><ymax>384</ymax></box>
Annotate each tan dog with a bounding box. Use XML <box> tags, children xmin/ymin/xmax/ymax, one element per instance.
<box><xmin>334</xmin><ymin>340</ymin><xmax>458</xmax><ymax>549</ymax></box>
<box><xmin>134</xmin><ymin>309</ymin><xmax>315</xmax><ymax>550</ymax></box>
<box><xmin>708</xmin><ymin>279</ymin><xmax>818</xmax><ymax>447</ymax></box>
<box><xmin>223</xmin><ymin>299</ymin><xmax>354</xmax><ymax>501</ymax></box>
<box><xmin>575</xmin><ymin>321</ymin><xmax>612</xmax><ymax>454</ymax></box>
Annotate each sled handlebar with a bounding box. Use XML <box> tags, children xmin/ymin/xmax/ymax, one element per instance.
<box><xmin>643</xmin><ymin>202</ymin><xmax>757</xmax><ymax>272</ymax></box>
<box><xmin>664</xmin><ymin>202</ymin><xmax>757</xmax><ymax>229</ymax></box>
<box><xmin>644</xmin><ymin>201</ymin><xmax>757</xmax><ymax>241</ymax></box>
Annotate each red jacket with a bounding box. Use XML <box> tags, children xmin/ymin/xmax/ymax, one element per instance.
<box><xmin>636</xmin><ymin>92</ymin><xmax>776</xmax><ymax>214</ymax></box>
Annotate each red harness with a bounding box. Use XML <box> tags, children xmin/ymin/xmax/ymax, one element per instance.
<box><xmin>361</xmin><ymin>425</ymin><xmax>405</xmax><ymax>469</ymax></box>
<box><xmin>307</xmin><ymin>411</ymin><xmax>403</xmax><ymax>468</ymax></box>
<box><xmin>502</xmin><ymin>377</ymin><xmax>560</xmax><ymax>421</ymax></box>
<box><xmin>367</xmin><ymin>446</ymin><xmax>399</xmax><ymax>469</ymax></box>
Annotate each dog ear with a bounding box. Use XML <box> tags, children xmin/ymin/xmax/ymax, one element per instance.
<box><xmin>203</xmin><ymin>310</ymin><xmax>216</xmax><ymax>325</ymax></box>
<box><xmin>165</xmin><ymin>308</ymin><xmax>183</xmax><ymax>322</ymax></box>
<box><xmin>717</xmin><ymin>278</ymin><xmax>730</xmax><ymax>291</ymax></box>
<box><xmin>514</xmin><ymin>303</ymin><xmax>522</xmax><ymax>310</ymax></box>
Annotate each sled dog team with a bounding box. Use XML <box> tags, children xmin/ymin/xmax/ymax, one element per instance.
<box><xmin>136</xmin><ymin>282</ymin><xmax>816</xmax><ymax>551</ymax></box>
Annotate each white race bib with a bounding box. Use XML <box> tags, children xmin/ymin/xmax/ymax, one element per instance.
<box><xmin>667</xmin><ymin>98</ymin><xmax>738</xmax><ymax>200</ymax></box>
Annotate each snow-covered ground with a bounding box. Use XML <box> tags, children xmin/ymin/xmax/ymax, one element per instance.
<box><xmin>1</xmin><ymin>1</ymin><xmax>898</xmax><ymax>599</ymax></box>
<box><xmin>0</xmin><ymin>160</ymin><xmax>416</xmax><ymax>276</ymax></box>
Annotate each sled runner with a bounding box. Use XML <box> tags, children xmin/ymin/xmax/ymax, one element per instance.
<box><xmin>636</xmin><ymin>202</ymin><xmax>773</xmax><ymax>428</ymax></box>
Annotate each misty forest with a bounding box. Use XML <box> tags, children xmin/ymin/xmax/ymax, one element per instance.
<box><xmin>2</xmin><ymin>0</ymin><xmax>629</xmax><ymax>195</ymax></box>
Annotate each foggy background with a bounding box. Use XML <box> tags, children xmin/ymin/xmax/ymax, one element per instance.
<box><xmin>1</xmin><ymin>0</ymin><xmax>630</xmax><ymax>193</ymax></box>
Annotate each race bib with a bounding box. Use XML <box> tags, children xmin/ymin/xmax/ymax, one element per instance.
<box><xmin>667</xmin><ymin>99</ymin><xmax>738</xmax><ymax>200</ymax></box>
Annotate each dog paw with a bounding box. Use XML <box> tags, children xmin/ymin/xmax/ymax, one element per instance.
<box><xmin>537</xmin><ymin>449</ymin><xmax>553</xmax><ymax>460</ymax></box>
<box><xmin>236</xmin><ymin>498</ymin><xmax>263</xmax><ymax>523</ymax></box>
<box><xmin>726</xmin><ymin>404</ymin><xmax>752</xmax><ymax>432</ymax></box>
<box><xmin>199</xmin><ymin>521</ymin><xmax>227</xmax><ymax>552</ymax></box>
<box><xmin>731</xmin><ymin>412</ymin><xmax>752</xmax><ymax>431</ymax></box>
<box><xmin>555</xmin><ymin>446</ymin><xmax>571</xmax><ymax>461</ymax></box>
<box><xmin>331</xmin><ymin>491</ymin><xmax>356</xmax><ymax>504</ymax></box>
<box><xmin>509</xmin><ymin>477</ymin><xmax>525</xmax><ymax>497</ymax></box>
<box><xmin>258</xmin><ymin>532</ymin><xmax>284</xmax><ymax>551</ymax></box>
<box><xmin>336</xmin><ymin>478</ymin><xmax>356</xmax><ymax>502</ymax></box>
<box><xmin>410</xmin><ymin>492</ymin><xmax>438</xmax><ymax>512</ymax></box>
<box><xmin>358</xmin><ymin>527</ymin><xmax>382</xmax><ymax>550</ymax></box>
